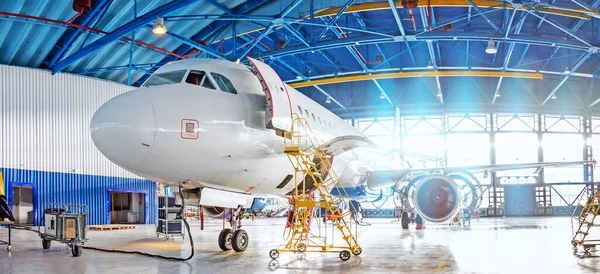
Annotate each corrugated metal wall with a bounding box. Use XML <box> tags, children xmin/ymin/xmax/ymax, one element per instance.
<box><xmin>0</xmin><ymin>65</ymin><xmax>156</xmax><ymax>225</ymax></box>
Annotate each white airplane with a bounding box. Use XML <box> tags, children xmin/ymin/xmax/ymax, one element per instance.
<box><xmin>90</xmin><ymin>57</ymin><xmax>591</xmax><ymax>252</ymax></box>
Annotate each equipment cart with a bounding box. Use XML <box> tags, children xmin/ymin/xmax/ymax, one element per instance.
<box><xmin>41</xmin><ymin>203</ymin><xmax>88</xmax><ymax>256</ymax></box>
<box><xmin>0</xmin><ymin>220</ymin><xmax>13</xmax><ymax>251</ymax></box>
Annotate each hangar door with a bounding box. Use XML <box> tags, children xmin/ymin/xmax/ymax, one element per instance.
<box><xmin>504</xmin><ymin>185</ymin><xmax>536</xmax><ymax>217</ymax></box>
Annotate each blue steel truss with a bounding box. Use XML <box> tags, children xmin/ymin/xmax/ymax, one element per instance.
<box><xmin>2</xmin><ymin>0</ymin><xmax>600</xmax><ymax>117</ymax></box>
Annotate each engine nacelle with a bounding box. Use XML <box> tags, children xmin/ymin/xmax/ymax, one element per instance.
<box><xmin>202</xmin><ymin>206</ymin><xmax>226</xmax><ymax>218</ymax></box>
<box><xmin>412</xmin><ymin>174</ymin><xmax>461</xmax><ymax>223</ymax></box>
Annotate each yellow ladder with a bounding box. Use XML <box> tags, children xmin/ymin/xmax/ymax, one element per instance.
<box><xmin>571</xmin><ymin>191</ymin><xmax>600</xmax><ymax>256</ymax></box>
<box><xmin>269</xmin><ymin>114</ymin><xmax>361</xmax><ymax>261</ymax></box>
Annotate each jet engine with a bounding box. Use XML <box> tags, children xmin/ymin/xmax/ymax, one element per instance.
<box><xmin>202</xmin><ymin>206</ymin><xmax>226</xmax><ymax>218</ymax></box>
<box><xmin>412</xmin><ymin>174</ymin><xmax>461</xmax><ymax>223</ymax></box>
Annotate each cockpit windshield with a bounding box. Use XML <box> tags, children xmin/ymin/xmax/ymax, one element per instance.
<box><xmin>143</xmin><ymin>70</ymin><xmax>187</xmax><ymax>87</ymax></box>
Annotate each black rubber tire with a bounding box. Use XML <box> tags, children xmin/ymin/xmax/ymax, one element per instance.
<box><xmin>269</xmin><ymin>249</ymin><xmax>279</xmax><ymax>259</ymax></box>
<box><xmin>352</xmin><ymin>246</ymin><xmax>362</xmax><ymax>256</ymax></box>
<box><xmin>72</xmin><ymin>245</ymin><xmax>83</xmax><ymax>257</ymax></box>
<box><xmin>232</xmin><ymin>229</ymin><xmax>249</xmax><ymax>252</ymax></box>
<box><xmin>218</xmin><ymin>229</ymin><xmax>233</xmax><ymax>251</ymax></box>
<box><xmin>42</xmin><ymin>239</ymin><xmax>51</xmax><ymax>250</ymax></box>
<box><xmin>401</xmin><ymin>212</ymin><xmax>409</xmax><ymax>229</ymax></box>
<box><xmin>339</xmin><ymin>250</ymin><xmax>351</xmax><ymax>261</ymax></box>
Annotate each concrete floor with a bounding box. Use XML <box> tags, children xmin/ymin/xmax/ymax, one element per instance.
<box><xmin>0</xmin><ymin>217</ymin><xmax>599</xmax><ymax>273</ymax></box>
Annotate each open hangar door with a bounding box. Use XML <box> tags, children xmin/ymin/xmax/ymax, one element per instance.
<box><xmin>110</xmin><ymin>191</ymin><xmax>146</xmax><ymax>224</ymax></box>
<box><xmin>11</xmin><ymin>184</ymin><xmax>34</xmax><ymax>225</ymax></box>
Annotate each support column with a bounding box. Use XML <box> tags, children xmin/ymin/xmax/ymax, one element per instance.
<box><xmin>489</xmin><ymin>112</ymin><xmax>497</xmax><ymax>216</ymax></box>
<box><xmin>537</xmin><ymin>114</ymin><xmax>546</xmax><ymax>212</ymax></box>
<box><xmin>583</xmin><ymin>114</ymin><xmax>594</xmax><ymax>194</ymax></box>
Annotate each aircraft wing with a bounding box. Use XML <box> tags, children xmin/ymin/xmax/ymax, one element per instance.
<box><xmin>367</xmin><ymin>160</ymin><xmax>594</xmax><ymax>183</ymax></box>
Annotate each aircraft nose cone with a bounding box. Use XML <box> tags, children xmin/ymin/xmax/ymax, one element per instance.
<box><xmin>90</xmin><ymin>93</ymin><xmax>155</xmax><ymax>170</ymax></box>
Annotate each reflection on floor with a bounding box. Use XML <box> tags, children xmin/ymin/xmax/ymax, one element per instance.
<box><xmin>0</xmin><ymin>217</ymin><xmax>599</xmax><ymax>273</ymax></box>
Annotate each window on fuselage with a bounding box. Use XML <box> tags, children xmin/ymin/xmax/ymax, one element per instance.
<box><xmin>211</xmin><ymin>72</ymin><xmax>237</xmax><ymax>94</ymax></box>
<box><xmin>185</xmin><ymin>70</ymin><xmax>216</xmax><ymax>90</ymax></box>
<box><xmin>143</xmin><ymin>70</ymin><xmax>187</xmax><ymax>87</ymax></box>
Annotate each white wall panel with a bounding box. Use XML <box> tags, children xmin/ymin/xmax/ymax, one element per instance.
<box><xmin>0</xmin><ymin>65</ymin><xmax>138</xmax><ymax>178</ymax></box>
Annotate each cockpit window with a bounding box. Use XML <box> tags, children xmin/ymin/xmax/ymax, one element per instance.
<box><xmin>185</xmin><ymin>70</ymin><xmax>215</xmax><ymax>90</ymax></box>
<box><xmin>211</xmin><ymin>72</ymin><xmax>237</xmax><ymax>94</ymax></box>
<box><xmin>143</xmin><ymin>70</ymin><xmax>186</xmax><ymax>87</ymax></box>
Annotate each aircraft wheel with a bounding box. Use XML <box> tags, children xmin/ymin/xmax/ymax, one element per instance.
<box><xmin>401</xmin><ymin>212</ymin><xmax>409</xmax><ymax>229</ymax></box>
<box><xmin>218</xmin><ymin>229</ymin><xmax>233</xmax><ymax>251</ymax></box>
<box><xmin>339</xmin><ymin>250</ymin><xmax>351</xmax><ymax>261</ymax></box>
<box><xmin>269</xmin><ymin>249</ymin><xmax>279</xmax><ymax>259</ymax></box>
<box><xmin>296</xmin><ymin>243</ymin><xmax>306</xmax><ymax>252</ymax></box>
<box><xmin>352</xmin><ymin>246</ymin><xmax>362</xmax><ymax>256</ymax></box>
<box><xmin>42</xmin><ymin>239</ymin><xmax>51</xmax><ymax>249</ymax></box>
<box><xmin>232</xmin><ymin>229</ymin><xmax>249</xmax><ymax>252</ymax></box>
<box><xmin>71</xmin><ymin>245</ymin><xmax>83</xmax><ymax>257</ymax></box>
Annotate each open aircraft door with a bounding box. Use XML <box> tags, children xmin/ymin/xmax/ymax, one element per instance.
<box><xmin>247</xmin><ymin>57</ymin><xmax>293</xmax><ymax>134</ymax></box>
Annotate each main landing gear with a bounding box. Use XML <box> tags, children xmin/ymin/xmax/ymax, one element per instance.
<box><xmin>218</xmin><ymin>207</ymin><xmax>249</xmax><ymax>252</ymax></box>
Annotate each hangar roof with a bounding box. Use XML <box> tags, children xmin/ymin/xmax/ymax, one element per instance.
<box><xmin>2</xmin><ymin>0</ymin><xmax>600</xmax><ymax>118</ymax></box>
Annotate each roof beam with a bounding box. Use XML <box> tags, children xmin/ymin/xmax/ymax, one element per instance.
<box><xmin>133</xmin><ymin>0</ymin><xmax>271</xmax><ymax>86</ymax></box>
<box><xmin>238</xmin><ymin>0</ymin><xmax>303</xmax><ymax>59</ymax></box>
<box><xmin>373</xmin><ymin>79</ymin><xmax>393</xmax><ymax>106</ymax></box>
<box><xmin>314</xmin><ymin>85</ymin><xmax>346</xmax><ymax>109</ymax></box>
<box><xmin>387</xmin><ymin>0</ymin><xmax>416</xmax><ymax>65</ymax></box>
<box><xmin>315</xmin><ymin>0</ymin><xmax>356</xmax><ymax>42</ymax></box>
<box><xmin>496</xmin><ymin>10</ymin><xmax>526</xmax><ymax>100</ymax></box>
<box><xmin>204</xmin><ymin>0</ymin><xmax>233</xmax><ymax>14</ymax></box>
<box><xmin>465</xmin><ymin>0</ymin><xmax>501</xmax><ymax>32</ymax></box>
<box><xmin>261</xmin><ymin>31</ymin><xmax>593</xmax><ymax>60</ymax></box>
<box><xmin>290</xmin><ymin>71</ymin><xmax>543</xmax><ymax>88</ymax></box>
<box><xmin>143</xmin><ymin>25</ymin><xmax>226</xmax><ymax>60</ymax></box>
<box><xmin>542</xmin><ymin>50</ymin><xmax>593</xmax><ymax>105</ymax></box>
<box><xmin>522</xmin><ymin>6</ymin><xmax>592</xmax><ymax>47</ymax></box>
<box><xmin>305</xmin><ymin>0</ymin><xmax>595</xmax><ymax>20</ymax></box>
<box><xmin>319</xmin><ymin>17</ymin><xmax>368</xmax><ymax>71</ymax></box>
<box><xmin>43</xmin><ymin>0</ymin><xmax>114</xmax><ymax>68</ymax></box>
<box><xmin>52</xmin><ymin>0</ymin><xmax>201</xmax><ymax>74</ymax></box>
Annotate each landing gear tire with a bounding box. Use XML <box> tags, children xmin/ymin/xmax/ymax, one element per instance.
<box><xmin>232</xmin><ymin>229</ymin><xmax>249</xmax><ymax>252</ymax></box>
<box><xmin>71</xmin><ymin>245</ymin><xmax>83</xmax><ymax>257</ymax></box>
<box><xmin>352</xmin><ymin>246</ymin><xmax>362</xmax><ymax>256</ymax></box>
<box><xmin>218</xmin><ymin>229</ymin><xmax>233</xmax><ymax>251</ymax></box>
<box><xmin>269</xmin><ymin>249</ymin><xmax>279</xmax><ymax>260</ymax></box>
<box><xmin>296</xmin><ymin>243</ymin><xmax>306</xmax><ymax>252</ymax></box>
<box><xmin>42</xmin><ymin>239</ymin><xmax>51</xmax><ymax>249</ymax></box>
<box><xmin>339</xmin><ymin>250</ymin><xmax>351</xmax><ymax>261</ymax></box>
<box><xmin>401</xmin><ymin>212</ymin><xmax>409</xmax><ymax>229</ymax></box>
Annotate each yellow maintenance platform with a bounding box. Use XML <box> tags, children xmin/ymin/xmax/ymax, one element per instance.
<box><xmin>269</xmin><ymin>114</ymin><xmax>361</xmax><ymax>261</ymax></box>
<box><xmin>572</xmin><ymin>191</ymin><xmax>600</xmax><ymax>256</ymax></box>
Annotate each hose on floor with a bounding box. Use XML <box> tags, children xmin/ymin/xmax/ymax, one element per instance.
<box><xmin>83</xmin><ymin>191</ymin><xmax>195</xmax><ymax>261</ymax></box>
<box><xmin>12</xmin><ymin>191</ymin><xmax>195</xmax><ymax>261</ymax></box>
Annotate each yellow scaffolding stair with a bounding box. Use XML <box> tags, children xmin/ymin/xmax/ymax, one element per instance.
<box><xmin>571</xmin><ymin>191</ymin><xmax>600</xmax><ymax>256</ymax></box>
<box><xmin>268</xmin><ymin>114</ymin><xmax>361</xmax><ymax>261</ymax></box>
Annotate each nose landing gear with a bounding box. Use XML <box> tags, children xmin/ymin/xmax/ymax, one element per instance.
<box><xmin>218</xmin><ymin>206</ymin><xmax>248</xmax><ymax>252</ymax></box>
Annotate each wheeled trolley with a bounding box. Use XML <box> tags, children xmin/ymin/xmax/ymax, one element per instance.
<box><xmin>0</xmin><ymin>220</ymin><xmax>13</xmax><ymax>251</ymax></box>
<box><xmin>41</xmin><ymin>203</ymin><xmax>88</xmax><ymax>256</ymax></box>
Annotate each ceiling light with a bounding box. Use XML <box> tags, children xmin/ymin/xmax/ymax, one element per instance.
<box><xmin>380</xmin><ymin>92</ymin><xmax>386</xmax><ymax>99</ymax></box>
<box><xmin>564</xmin><ymin>66</ymin><xmax>570</xmax><ymax>74</ymax></box>
<box><xmin>485</xmin><ymin>38</ymin><xmax>497</xmax><ymax>54</ymax></box>
<box><xmin>296</xmin><ymin>76</ymin><xmax>302</xmax><ymax>80</ymax></box>
<box><xmin>495</xmin><ymin>90</ymin><xmax>500</xmax><ymax>97</ymax></box>
<box><xmin>427</xmin><ymin>61</ymin><xmax>434</xmax><ymax>69</ymax></box>
<box><xmin>326</xmin><ymin>97</ymin><xmax>332</xmax><ymax>104</ymax></box>
<box><xmin>437</xmin><ymin>89</ymin><xmax>443</xmax><ymax>97</ymax></box>
<box><xmin>551</xmin><ymin>93</ymin><xmax>557</xmax><ymax>99</ymax></box>
<box><xmin>152</xmin><ymin>17</ymin><xmax>167</xmax><ymax>35</ymax></box>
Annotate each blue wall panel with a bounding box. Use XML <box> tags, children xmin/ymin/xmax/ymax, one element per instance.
<box><xmin>1</xmin><ymin>168</ymin><xmax>156</xmax><ymax>226</ymax></box>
